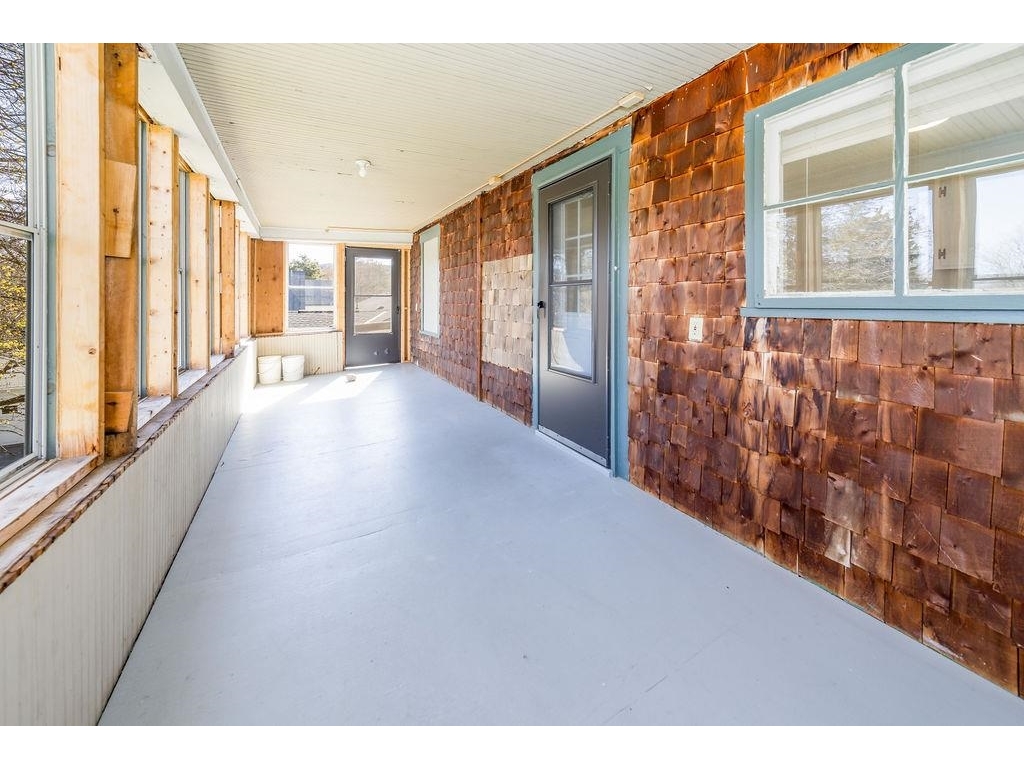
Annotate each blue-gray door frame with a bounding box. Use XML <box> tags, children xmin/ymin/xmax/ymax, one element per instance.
<box><xmin>532</xmin><ymin>125</ymin><xmax>631</xmax><ymax>479</ymax></box>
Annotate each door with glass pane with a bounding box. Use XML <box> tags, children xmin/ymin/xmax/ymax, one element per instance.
<box><xmin>537</xmin><ymin>159</ymin><xmax>611</xmax><ymax>465</ymax></box>
<box><xmin>344</xmin><ymin>247</ymin><xmax>401</xmax><ymax>367</ymax></box>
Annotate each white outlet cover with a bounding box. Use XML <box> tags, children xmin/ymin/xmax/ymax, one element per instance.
<box><xmin>688</xmin><ymin>316</ymin><xmax>704</xmax><ymax>342</ymax></box>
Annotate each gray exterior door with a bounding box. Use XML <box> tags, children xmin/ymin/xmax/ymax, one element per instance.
<box><xmin>345</xmin><ymin>247</ymin><xmax>401</xmax><ymax>367</ymax></box>
<box><xmin>537</xmin><ymin>159</ymin><xmax>611</xmax><ymax>465</ymax></box>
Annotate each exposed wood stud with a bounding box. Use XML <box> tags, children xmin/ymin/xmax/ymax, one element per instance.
<box><xmin>102</xmin><ymin>43</ymin><xmax>139</xmax><ymax>458</ymax></box>
<box><xmin>145</xmin><ymin>125</ymin><xmax>179</xmax><ymax>397</ymax></box>
<box><xmin>55</xmin><ymin>44</ymin><xmax>105</xmax><ymax>458</ymax></box>
<box><xmin>219</xmin><ymin>202</ymin><xmax>237</xmax><ymax>352</ymax></box>
<box><xmin>187</xmin><ymin>173</ymin><xmax>210</xmax><ymax>371</ymax></box>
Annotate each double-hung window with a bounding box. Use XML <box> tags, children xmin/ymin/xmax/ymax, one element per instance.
<box><xmin>0</xmin><ymin>43</ymin><xmax>46</xmax><ymax>483</ymax></box>
<box><xmin>419</xmin><ymin>225</ymin><xmax>440</xmax><ymax>336</ymax></box>
<box><xmin>177</xmin><ymin>169</ymin><xmax>189</xmax><ymax>370</ymax></box>
<box><xmin>746</xmin><ymin>44</ymin><xmax>1024</xmax><ymax>321</ymax></box>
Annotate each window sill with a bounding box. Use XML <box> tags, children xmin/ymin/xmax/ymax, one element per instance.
<box><xmin>177</xmin><ymin>368</ymin><xmax>208</xmax><ymax>393</ymax></box>
<box><xmin>0</xmin><ymin>455</ymin><xmax>97</xmax><ymax>549</ymax></box>
<box><xmin>138</xmin><ymin>395</ymin><xmax>172</xmax><ymax>428</ymax></box>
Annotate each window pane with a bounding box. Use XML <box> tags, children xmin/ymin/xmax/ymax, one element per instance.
<box><xmin>766</xmin><ymin>73</ymin><xmax>894</xmax><ymax>204</ymax></box>
<box><xmin>908</xmin><ymin>165</ymin><xmax>1024</xmax><ymax>292</ymax></box>
<box><xmin>177</xmin><ymin>171</ymin><xmax>189</xmax><ymax>370</ymax></box>
<box><xmin>908</xmin><ymin>44</ymin><xmax>1024</xmax><ymax>176</ymax></box>
<box><xmin>0</xmin><ymin>43</ymin><xmax>28</xmax><ymax>227</ymax></box>
<box><xmin>287</xmin><ymin>244</ymin><xmax>335</xmax><ymax>331</ymax></box>
<box><xmin>352</xmin><ymin>255</ymin><xmax>390</xmax><ymax>335</ymax></box>
<box><xmin>0</xmin><ymin>233</ymin><xmax>30</xmax><ymax>471</ymax></box>
<box><xmin>766</xmin><ymin>192</ymin><xmax>894</xmax><ymax>294</ymax></box>
<box><xmin>551</xmin><ymin>190</ymin><xmax>594</xmax><ymax>282</ymax></box>
<box><xmin>770</xmin><ymin>71</ymin><xmax>897</xmax><ymax>202</ymax></box>
<box><xmin>137</xmin><ymin>121</ymin><xmax>148</xmax><ymax>395</ymax></box>
<box><xmin>549</xmin><ymin>284</ymin><xmax>592</xmax><ymax>377</ymax></box>
<box><xmin>420</xmin><ymin>232</ymin><xmax>440</xmax><ymax>335</ymax></box>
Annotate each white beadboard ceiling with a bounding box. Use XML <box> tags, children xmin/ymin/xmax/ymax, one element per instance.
<box><xmin>174</xmin><ymin>43</ymin><xmax>747</xmax><ymax>239</ymax></box>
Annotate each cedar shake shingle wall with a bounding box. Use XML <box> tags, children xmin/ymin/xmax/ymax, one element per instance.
<box><xmin>411</xmin><ymin>203</ymin><xmax>481</xmax><ymax>396</ymax></box>
<box><xmin>412</xmin><ymin>42</ymin><xmax>1024</xmax><ymax>697</ymax></box>
<box><xmin>409</xmin><ymin>237</ymin><xmax>442</xmax><ymax>379</ymax></box>
<box><xmin>628</xmin><ymin>42</ymin><xmax>1023</xmax><ymax>697</ymax></box>
<box><xmin>480</xmin><ymin>173</ymin><xmax>533</xmax><ymax>423</ymax></box>
<box><xmin>411</xmin><ymin>174</ymin><xmax>534</xmax><ymax>421</ymax></box>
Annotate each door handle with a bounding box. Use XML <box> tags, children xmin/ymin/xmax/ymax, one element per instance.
<box><xmin>537</xmin><ymin>300</ymin><xmax>546</xmax><ymax>311</ymax></box>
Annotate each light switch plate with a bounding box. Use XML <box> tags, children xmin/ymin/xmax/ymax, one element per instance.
<box><xmin>688</xmin><ymin>316</ymin><xmax>704</xmax><ymax>342</ymax></box>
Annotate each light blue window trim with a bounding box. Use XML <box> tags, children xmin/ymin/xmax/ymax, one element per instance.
<box><xmin>418</xmin><ymin>224</ymin><xmax>441</xmax><ymax>338</ymax></box>
<box><xmin>531</xmin><ymin>125</ymin><xmax>631</xmax><ymax>479</ymax></box>
<box><xmin>744</xmin><ymin>43</ymin><xmax>1024</xmax><ymax>323</ymax></box>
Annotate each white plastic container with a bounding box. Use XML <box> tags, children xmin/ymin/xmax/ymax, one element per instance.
<box><xmin>257</xmin><ymin>355</ymin><xmax>282</xmax><ymax>384</ymax></box>
<box><xmin>281</xmin><ymin>355</ymin><xmax>305</xmax><ymax>382</ymax></box>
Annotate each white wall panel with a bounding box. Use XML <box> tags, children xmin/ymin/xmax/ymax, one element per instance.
<box><xmin>0</xmin><ymin>344</ymin><xmax>255</xmax><ymax>725</ymax></box>
<box><xmin>256</xmin><ymin>331</ymin><xmax>345</xmax><ymax>375</ymax></box>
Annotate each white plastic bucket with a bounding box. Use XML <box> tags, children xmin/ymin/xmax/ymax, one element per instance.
<box><xmin>257</xmin><ymin>355</ymin><xmax>282</xmax><ymax>384</ymax></box>
<box><xmin>281</xmin><ymin>355</ymin><xmax>305</xmax><ymax>382</ymax></box>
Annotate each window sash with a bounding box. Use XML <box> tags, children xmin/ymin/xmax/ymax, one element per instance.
<box><xmin>746</xmin><ymin>43</ymin><xmax>1024</xmax><ymax>321</ymax></box>
<box><xmin>0</xmin><ymin>43</ymin><xmax>47</xmax><ymax>484</ymax></box>
<box><xmin>420</xmin><ymin>226</ymin><xmax>440</xmax><ymax>336</ymax></box>
<box><xmin>137</xmin><ymin>119</ymin><xmax>148</xmax><ymax>396</ymax></box>
<box><xmin>177</xmin><ymin>170</ymin><xmax>189</xmax><ymax>371</ymax></box>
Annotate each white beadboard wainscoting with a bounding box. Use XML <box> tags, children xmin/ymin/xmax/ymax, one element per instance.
<box><xmin>255</xmin><ymin>331</ymin><xmax>345</xmax><ymax>376</ymax></box>
<box><xmin>0</xmin><ymin>343</ymin><xmax>256</xmax><ymax>725</ymax></box>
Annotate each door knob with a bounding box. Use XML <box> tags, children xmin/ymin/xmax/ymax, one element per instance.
<box><xmin>537</xmin><ymin>300</ymin><xmax>546</xmax><ymax>310</ymax></box>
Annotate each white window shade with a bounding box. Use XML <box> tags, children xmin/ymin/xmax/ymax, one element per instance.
<box><xmin>908</xmin><ymin>44</ymin><xmax>1024</xmax><ymax>175</ymax></box>
<box><xmin>765</xmin><ymin>72</ymin><xmax>895</xmax><ymax>205</ymax></box>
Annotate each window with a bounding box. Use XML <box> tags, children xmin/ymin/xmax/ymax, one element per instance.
<box><xmin>0</xmin><ymin>43</ymin><xmax>45</xmax><ymax>482</ymax></box>
<box><xmin>137</xmin><ymin>118</ymin><xmax>148</xmax><ymax>395</ymax></box>
<box><xmin>420</xmin><ymin>225</ymin><xmax>440</xmax><ymax>335</ymax></box>
<box><xmin>747</xmin><ymin>44</ymin><xmax>1024</xmax><ymax>320</ymax></box>
<box><xmin>208</xmin><ymin>197</ymin><xmax>220</xmax><ymax>355</ymax></box>
<box><xmin>177</xmin><ymin>169</ymin><xmax>189</xmax><ymax>370</ymax></box>
<box><xmin>286</xmin><ymin>242</ymin><xmax>334</xmax><ymax>332</ymax></box>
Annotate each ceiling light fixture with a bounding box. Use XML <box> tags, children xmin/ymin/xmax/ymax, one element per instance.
<box><xmin>617</xmin><ymin>90</ymin><xmax>647</xmax><ymax>110</ymax></box>
<box><xmin>355</xmin><ymin>159</ymin><xmax>372</xmax><ymax>178</ymax></box>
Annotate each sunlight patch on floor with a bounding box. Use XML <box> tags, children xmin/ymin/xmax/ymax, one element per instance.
<box><xmin>243</xmin><ymin>381</ymin><xmax>308</xmax><ymax>414</ymax></box>
<box><xmin>302</xmin><ymin>370</ymin><xmax>380</xmax><ymax>404</ymax></box>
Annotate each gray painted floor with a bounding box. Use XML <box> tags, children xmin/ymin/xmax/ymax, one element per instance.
<box><xmin>101</xmin><ymin>364</ymin><xmax>1024</xmax><ymax>725</ymax></box>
